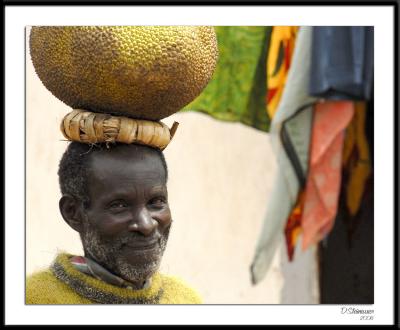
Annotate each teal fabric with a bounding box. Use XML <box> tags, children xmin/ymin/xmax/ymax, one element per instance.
<box><xmin>182</xmin><ymin>26</ymin><xmax>272</xmax><ymax>132</ymax></box>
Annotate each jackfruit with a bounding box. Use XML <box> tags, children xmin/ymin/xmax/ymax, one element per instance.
<box><xmin>29</xmin><ymin>26</ymin><xmax>219</xmax><ymax>120</ymax></box>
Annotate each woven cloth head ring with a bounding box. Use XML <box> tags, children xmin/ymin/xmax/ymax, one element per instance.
<box><xmin>60</xmin><ymin>109</ymin><xmax>179</xmax><ymax>150</ymax></box>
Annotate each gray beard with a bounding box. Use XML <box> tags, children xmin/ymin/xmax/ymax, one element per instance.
<box><xmin>80</xmin><ymin>218</ymin><xmax>171</xmax><ymax>286</ymax></box>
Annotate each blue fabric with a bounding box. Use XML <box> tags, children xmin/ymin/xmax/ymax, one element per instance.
<box><xmin>309</xmin><ymin>27</ymin><xmax>374</xmax><ymax>100</ymax></box>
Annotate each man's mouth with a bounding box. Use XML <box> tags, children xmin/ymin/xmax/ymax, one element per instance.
<box><xmin>124</xmin><ymin>240</ymin><xmax>160</xmax><ymax>251</ymax></box>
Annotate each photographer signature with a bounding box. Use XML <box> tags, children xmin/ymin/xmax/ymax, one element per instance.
<box><xmin>341</xmin><ymin>307</ymin><xmax>374</xmax><ymax>320</ymax></box>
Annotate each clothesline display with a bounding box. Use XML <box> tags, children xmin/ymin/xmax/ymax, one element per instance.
<box><xmin>174</xmin><ymin>26</ymin><xmax>374</xmax><ymax>285</ymax></box>
<box><xmin>251</xmin><ymin>26</ymin><xmax>373</xmax><ymax>284</ymax></box>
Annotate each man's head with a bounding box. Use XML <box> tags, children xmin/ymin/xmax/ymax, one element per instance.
<box><xmin>58</xmin><ymin>142</ymin><xmax>171</xmax><ymax>288</ymax></box>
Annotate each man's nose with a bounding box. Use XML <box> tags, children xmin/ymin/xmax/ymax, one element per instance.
<box><xmin>128</xmin><ymin>208</ymin><xmax>157</xmax><ymax>236</ymax></box>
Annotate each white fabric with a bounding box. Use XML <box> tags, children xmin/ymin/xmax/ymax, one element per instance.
<box><xmin>251</xmin><ymin>26</ymin><xmax>317</xmax><ymax>284</ymax></box>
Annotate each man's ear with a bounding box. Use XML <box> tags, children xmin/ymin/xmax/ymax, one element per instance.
<box><xmin>59</xmin><ymin>195</ymin><xmax>85</xmax><ymax>233</ymax></box>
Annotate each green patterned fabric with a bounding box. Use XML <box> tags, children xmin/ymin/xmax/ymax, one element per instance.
<box><xmin>182</xmin><ymin>26</ymin><xmax>272</xmax><ymax>132</ymax></box>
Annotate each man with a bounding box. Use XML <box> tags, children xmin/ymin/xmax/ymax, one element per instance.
<box><xmin>26</xmin><ymin>25</ymin><xmax>218</xmax><ymax>304</ymax></box>
<box><xmin>26</xmin><ymin>142</ymin><xmax>201</xmax><ymax>304</ymax></box>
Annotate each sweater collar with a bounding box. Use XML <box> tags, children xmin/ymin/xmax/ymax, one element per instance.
<box><xmin>70</xmin><ymin>255</ymin><xmax>151</xmax><ymax>290</ymax></box>
<box><xmin>51</xmin><ymin>253</ymin><xmax>163</xmax><ymax>304</ymax></box>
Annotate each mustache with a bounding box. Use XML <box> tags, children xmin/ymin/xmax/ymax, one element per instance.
<box><xmin>110</xmin><ymin>221</ymin><xmax>172</xmax><ymax>246</ymax></box>
<box><xmin>118</xmin><ymin>234</ymin><xmax>161</xmax><ymax>246</ymax></box>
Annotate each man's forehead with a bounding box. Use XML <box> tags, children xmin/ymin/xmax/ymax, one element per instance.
<box><xmin>87</xmin><ymin>146</ymin><xmax>166</xmax><ymax>181</ymax></box>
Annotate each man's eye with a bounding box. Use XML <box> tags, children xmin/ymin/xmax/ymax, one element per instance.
<box><xmin>109</xmin><ymin>201</ymin><xmax>127</xmax><ymax>209</ymax></box>
<box><xmin>149</xmin><ymin>197</ymin><xmax>166</xmax><ymax>207</ymax></box>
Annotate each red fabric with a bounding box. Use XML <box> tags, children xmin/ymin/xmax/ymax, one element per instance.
<box><xmin>301</xmin><ymin>101</ymin><xmax>354</xmax><ymax>250</ymax></box>
<box><xmin>266</xmin><ymin>87</ymin><xmax>278</xmax><ymax>104</ymax></box>
<box><xmin>70</xmin><ymin>256</ymin><xmax>86</xmax><ymax>265</ymax></box>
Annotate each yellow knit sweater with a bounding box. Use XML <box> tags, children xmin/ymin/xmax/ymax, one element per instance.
<box><xmin>26</xmin><ymin>253</ymin><xmax>202</xmax><ymax>304</ymax></box>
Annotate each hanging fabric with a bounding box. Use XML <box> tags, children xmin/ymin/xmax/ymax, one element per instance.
<box><xmin>300</xmin><ymin>100</ymin><xmax>354</xmax><ymax>250</ymax></box>
<box><xmin>266</xmin><ymin>26</ymin><xmax>299</xmax><ymax>119</ymax></box>
<box><xmin>284</xmin><ymin>189</ymin><xmax>306</xmax><ymax>261</ymax></box>
<box><xmin>183</xmin><ymin>26</ymin><xmax>272</xmax><ymax>132</ymax></box>
<box><xmin>250</xmin><ymin>27</ymin><xmax>316</xmax><ymax>284</ymax></box>
<box><xmin>281</xmin><ymin>103</ymin><xmax>315</xmax><ymax>261</ymax></box>
<box><xmin>309</xmin><ymin>26</ymin><xmax>374</xmax><ymax>100</ymax></box>
<box><xmin>342</xmin><ymin>101</ymin><xmax>372</xmax><ymax>217</ymax></box>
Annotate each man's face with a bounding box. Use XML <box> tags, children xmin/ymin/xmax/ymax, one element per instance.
<box><xmin>81</xmin><ymin>145</ymin><xmax>171</xmax><ymax>285</ymax></box>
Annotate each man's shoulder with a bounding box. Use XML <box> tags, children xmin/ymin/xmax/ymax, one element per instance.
<box><xmin>158</xmin><ymin>273</ymin><xmax>202</xmax><ymax>304</ymax></box>
<box><xmin>26</xmin><ymin>268</ymin><xmax>59</xmax><ymax>304</ymax></box>
<box><xmin>26</xmin><ymin>268</ymin><xmax>89</xmax><ymax>305</ymax></box>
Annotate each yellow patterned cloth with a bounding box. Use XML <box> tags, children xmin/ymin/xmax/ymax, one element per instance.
<box><xmin>26</xmin><ymin>253</ymin><xmax>202</xmax><ymax>304</ymax></box>
<box><xmin>266</xmin><ymin>26</ymin><xmax>299</xmax><ymax>119</ymax></box>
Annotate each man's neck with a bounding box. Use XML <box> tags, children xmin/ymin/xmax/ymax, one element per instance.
<box><xmin>70</xmin><ymin>255</ymin><xmax>152</xmax><ymax>290</ymax></box>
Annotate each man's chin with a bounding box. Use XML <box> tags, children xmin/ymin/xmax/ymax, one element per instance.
<box><xmin>82</xmin><ymin>234</ymin><xmax>168</xmax><ymax>284</ymax></box>
<box><xmin>115</xmin><ymin>259</ymin><xmax>160</xmax><ymax>284</ymax></box>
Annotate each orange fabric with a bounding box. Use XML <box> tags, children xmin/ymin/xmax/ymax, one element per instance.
<box><xmin>284</xmin><ymin>189</ymin><xmax>305</xmax><ymax>261</ymax></box>
<box><xmin>266</xmin><ymin>26</ymin><xmax>299</xmax><ymax>119</ymax></box>
<box><xmin>301</xmin><ymin>101</ymin><xmax>354</xmax><ymax>250</ymax></box>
